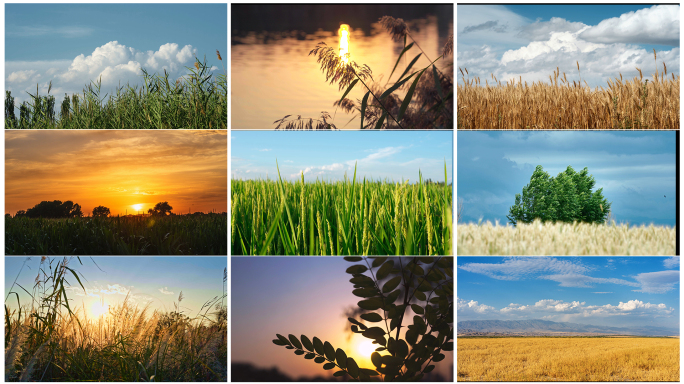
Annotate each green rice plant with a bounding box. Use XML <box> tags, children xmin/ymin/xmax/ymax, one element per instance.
<box><xmin>5</xmin><ymin>214</ymin><xmax>227</xmax><ymax>255</ymax></box>
<box><xmin>5</xmin><ymin>257</ymin><xmax>227</xmax><ymax>382</ymax></box>
<box><xmin>457</xmin><ymin>219</ymin><xmax>676</xmax><ymax>255</ymax></box>
<box><xmin>5</xmin><ymin>52</ymin><xmax>226</xmax><ymax>129</ymax></box>
<box><xmin>231</xmin><ymin>162</ymin><xmax>452</xmax><ymax>255</ymax></box>
<box><xmin>272</xmin><ymin>256</ymin><xmax>453</xmax><ymax>381</ymax></box>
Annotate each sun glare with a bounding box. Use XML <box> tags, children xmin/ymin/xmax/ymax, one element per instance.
<box><xmin>90</xmin><ymin>301</ymin><xmax>110</xmax><ymax>318</ymax></box>
<box><xmin>357</xmin><ymin>339</ymin><xmax>377</xmax><ymax>358</ymax></box>
<box><xmin>132</xmin><ymin>204</ymin><xmax>143</xmax><ymax>212</ymax></box>
<box><xmin>338</xmin><ymin>24</ymin><xmax>350</xmax><ymax>64</ymax></box>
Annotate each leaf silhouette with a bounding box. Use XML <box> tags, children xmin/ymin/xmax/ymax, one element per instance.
<box><xmin>272</xmin><ymin>256</ymin><xmax>453</xmax><ymax>381</ymax></box>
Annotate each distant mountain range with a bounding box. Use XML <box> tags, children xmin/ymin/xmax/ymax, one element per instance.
<box><xmin>458</xmin><ymin>319</ymin><xmax>679</xmax><ymax>337</ymax></box>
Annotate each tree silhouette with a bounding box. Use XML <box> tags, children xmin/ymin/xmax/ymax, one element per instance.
<box><xmin>507</xmin><ymin>165</ymin><xmax>611</xmax><ymax>226</ymax></box>
<box><xmin>273</xmin><ymin>256</ymin><xmax>453</xmax><ymax>381</ymax></box>
<box><xmin>25</xmin><ymin>200</ymin><xmax>83</xmax><ymax>218</ymax></box>
<box><xmin>148</xmin><ymin>202</ymin><xmax>173</xmax><ymax>216</ymax></box>
<box><xmin>92</xmin><ymin>205</ymin><xmax>111</xmax><ymax>217</ymax></box>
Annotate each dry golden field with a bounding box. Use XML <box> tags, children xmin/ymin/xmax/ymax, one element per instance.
<box><xmin>457</xmin><ymin>55</ymin><xmax>679</xmax><ymax>129</ymax></box>
<box><xmin>457</xmin><ymin>220</ymin><xmax>676</xmax><ymax>256</ymax></box>
<box><xmin>457</xmin><ymin>337</ymin><xmax>680</xmax><ymax>381</ymax></box>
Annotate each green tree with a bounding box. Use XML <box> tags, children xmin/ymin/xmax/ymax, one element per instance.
<box><xmin>507</xmin><ymin>165</ymin><xmax>610</xmax><ymax>225</ymax></box>
<box><xmin>92</xmin><ymin>205</ymin><xmax>111</xmax><ymax>217</ymax></box>
<box><xmin>272</xmin><ymin>257</ymin><xmax>453</xmax><ymax>381</ymax></box>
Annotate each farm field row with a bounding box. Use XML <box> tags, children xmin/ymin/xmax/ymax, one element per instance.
<box><xmin>457</xmin><ymin>337</ymin><xmax>680</xmax><ymax>381</ymax></box>
<box><xmin>5</xmin><ymin>215</ymin><xmax>228</xmax><ymax>255</ymax></box>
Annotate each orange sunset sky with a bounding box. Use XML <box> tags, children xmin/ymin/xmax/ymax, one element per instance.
<box><xmin>6</xmin><ymin>130</ymin><xmax>227</xmax><ymax>216</ymax></box>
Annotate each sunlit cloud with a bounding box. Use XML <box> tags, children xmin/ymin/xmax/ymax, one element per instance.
<box><xmin>6</xmin><ymin>130</ymin><xmax>227</xmax><ymax>216</ymax></box>
<box><xmin>159</xmin><ymin>287</ymin><xmax>174</xmax><ymax>295</ymax></box>
<box><xmin>100</xmin><ymin>284</ymin><xmax>131</xmax><ymax>295</ymax></box>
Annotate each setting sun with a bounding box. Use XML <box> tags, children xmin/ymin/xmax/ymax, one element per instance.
<box><xmin>90</xmin><ymin>301</ymin><xmax>110</xmax><ymax>318</ymax></box>
<box><xmin>357</xmin><ymin>338</ymin><xmax>377</xmax><ymax>358</ymax></box>
<box><xmin>132</xmin><ymin>204</ymin><xmax>143</xmax><ymax>212</ymax></box>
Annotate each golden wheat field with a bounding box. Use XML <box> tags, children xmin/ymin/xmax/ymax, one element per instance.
<box><xmin>457</xmin><ymin>337</ymin><xmax>680</xmax><ymax>381</ymax></box>
<box><xmin>457</xmin><ymin>220</ymin><xmax>676</xmax><ymax>255</ymax></box>
<box><xmin>457</xmin><ymin>54</ymin><xmax>679</xmax><ymax>129</ymax></box>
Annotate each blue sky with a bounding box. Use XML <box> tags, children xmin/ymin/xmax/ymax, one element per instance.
<box><xmin>6</xmin><ymin>256</ymin><xmax>226</xmax><ymax>317</ymax></box>
<box><xmin>458</xmin><ymin>257</ymin><xmax>680</xmax><ymax>329</ymax></box>
<box><xmin>231</xmin><ymin>131</ymin><xmax>453</xmax><ymax>183</ymax></box>
<box><xmin>458</xmin><ymin>4</ymin><xmax>679</xmax><ymax>88</ymax></box>
<box><xmin>457</xmin><ymin>131</ymin><xmax>676</xmax><ymax>227</ymax></box>
<box><xmin>5</xmin><ymin>4</ymin><xmax>227</xmax><ymax>109</ymax></box>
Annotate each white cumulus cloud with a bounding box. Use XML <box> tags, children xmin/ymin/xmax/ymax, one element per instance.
<box><xmin>7</xmin><ymin>69</ymin><xmax>38</xmax><ymax>83</ymax></box>
<box><xmin>457</xmin><ymin>297</ymin><xmax>496</xmax><ymax>314</ymax></box>
<box><xmin>579</xmin><ymin>5</ymin><xmax>680</xmax><ymax>46</ymax></box>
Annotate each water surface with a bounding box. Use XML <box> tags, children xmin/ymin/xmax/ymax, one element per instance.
<box><xmin>232</xmin><ymin>5</ymin><xmax>453</xmax><ymax>130</ymax></box>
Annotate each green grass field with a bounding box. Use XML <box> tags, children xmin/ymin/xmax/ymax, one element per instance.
<box><xmin>5</xmin><ymin>214</ymin><xmax>227</xmax><ymax>255</ymax></box>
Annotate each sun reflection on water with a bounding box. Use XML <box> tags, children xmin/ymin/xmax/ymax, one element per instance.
<box><xmin>338</xmin><ymin>24</ymin><xmax>350</xmax><ymax>64</ymax></box>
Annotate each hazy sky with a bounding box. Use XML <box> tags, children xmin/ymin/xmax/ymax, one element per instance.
<box><xmin>6</xmin><ymin>130</ymin><xmax>227</xmax><ymax>216</ymax></box>
<box><xmin>231</xmin><ymin>257</ymin><xmax>453</xmax><ymax>380</ymax></box>
<box><xmin>458</xmin><ymin>256</ymin><xmax>680</xmax><ymax>329</ymax></box>
<box><xmin>457</xmin><ymin>131</ymin><xmax>676</xmax><ymax>227</ymax></box>
<box><xmin>231</xmin><ymin>131</ymin><xmax>453</xmax><ymax>183</ymax></box>
<box><xmin>5</xmin><ymin>256</ymin><xmax>227</xmax><ymax>319</ymax></box>
<box><xmin>458</xmin><ymin>4</ymin><xmax>680</xmax><ymax>88</ymax></box>
<box><xmin>6</xmin><ymin>4</ymin><xmax>227</xmax><ymax>109</ymax></box>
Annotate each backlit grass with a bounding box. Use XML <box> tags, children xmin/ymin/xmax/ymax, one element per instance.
<box><xmin>5</xmin><ymin>257</ymin><xmax>227</xmax><ymax>382</ymax></box>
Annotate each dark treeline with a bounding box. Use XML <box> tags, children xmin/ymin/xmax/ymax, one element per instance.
<box><xmin>231</xmin><ymin>363</ymin><xmax>450</xmax><ymax>382</ymax></box>
<box><xmin>11</xmin><ymin>200</ymin><xmax>227</xmax><ymax>219</ymax></box>
<box><xmin>231</xmin><ymin>4</ymin><xmax>453</xmax><ymax>38</ymax></box>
